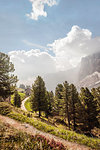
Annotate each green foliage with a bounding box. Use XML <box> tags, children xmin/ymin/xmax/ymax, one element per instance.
<box><xmin>55</xmin><ymin>84</ymin><xmax>64</xmax><ymax>115</ymax></box>
<box><xmin>0</xmin><ymin>102</ymin><xmax>12</xmax><ymax>115</ymax></box>
<box><xmin>62</xmin><ymin>81</ymin><xmax>71</xmax><ymax>128</ymax></box>
<box><xmin>0</xmin><ymin>102</ymin><xmax>100</xmax><ymax>149</ymax></box>
<box><xmin>19</xmin><ymin>92</ymin><xmax>26</xmax><ymax>101</ymax></box>
<box><xmin>11</xmin><ymin>92</ymin><xmax>25</xmax><ymax>105</ymax></box>
<box><xmin>69</xmin><ymin>84</ymin><xmax>79</xmax><ymax>130</ymax></box>
<box><xmin>79</xmin><ymin>87</ymin><xmax>99</xmax><ymax>131</ymax></box>
<box><xmin>24</xmin><ymin>98</ymin><xmax>32</xmax><ymax>112</ymax></box>
<box><xmin>7</xmin><ymin>112</ymin><xmax>100</xmax><ymax>149</ymax></box>
<box><xmin>91</xmin><ymin>87</ymin><xmax>100</xmax><ymax>124</ymax></box>
<box><xmin>0</xmin><ymin>52</ymin><xmax>18</xmax><ymax>99</ymax></box>
<box><xmin>0</xmin><ymin>121</ymin><xmax>66</xmax><ymax>150</ymax></box>
<box><xmin>31</xmin><ymin>76</ymin><xmax>47</xmax><ymax>117</ymax></box>
<box><xmin>14</xmin><ymin>90</ymin><xmax>21</xmax><ymax>108</ymax></box>
<box><xmin>45</xmin><ymin>91</ymin><xmax>54</xmax><ymax>118</ymax></box>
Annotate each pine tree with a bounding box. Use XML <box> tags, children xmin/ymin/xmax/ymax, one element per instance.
<box><xmin>55</xmin><ymin>84</ymin><xmax>64</xmax><ymax>115</ymax></box>
<box><xmin>0</xmin><ymin>52</ymin><xmax>17</xmax><ymax>100</ymax></box>
<box><xmin>45</xmin><ymin>91</ymin><xmax>54</xmax><ymax>118</ymax></box>
<box><xmin>69</xmin><ymin>84</ymin><xmax>79</xmax><ymax>130</ymax></box>
<box><xmin>79</xmin><ymin>87</ymin><xmax>99</xmax><ymax>132</ymax></box>
<box><xmin>14</xmin><ymin>90</ymin><xmax>21</xmax><ymax>108</ymax></box>
<box><xmin>62</xmin><ymin>81</ymin><xmax>70</xmax><ymax>129</ymax></box>
<box><xmin>91</xmin><ymin>87</ymin><xmax>100</xmax><ymax>125</ymax></box>
<box><xmin>31</xmin><ymin>76</ymin><xmax>46</xmax><ymax>117</ymax></box>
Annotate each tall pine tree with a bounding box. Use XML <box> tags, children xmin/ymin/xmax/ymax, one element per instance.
<box><xmin>79</xmin><ymin>87</ymin><xmax>99</xmax><ymax>132</ymax></box>
<box><xmin>55</xmin><ymin>84</ymin><xmax>64</xmax><ymax>115</ymax></box>
<box><xmin>69</xmin><ymin>84</ymin><xmax>79</xmax><ymax>130</ymax></box>
<box><xmin>62</xmin><ymin>81</ymin><xmax>70</xmax><ymax>129</ymax></box>
<box><xmin>45</xmin><ymin>91</ymin><xmax>54</xmax><ymax>118</ymax></box>
<box><xmin>31</xmin><ymin>76</ymin><xmax>46</xmax><ymax>117</ymax></box>
<box><xmin>0</xmin><ymin>52</ymin><xmax>17</xmax><ymax>100</ymax></box>
<box><xmin>14</xmin><ymin>90</ymin><xmax>21</xmax><ymax>108</ymax></box>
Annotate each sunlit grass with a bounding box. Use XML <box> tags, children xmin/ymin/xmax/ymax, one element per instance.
<box><xmin>0</xmin><ymin>121</ymin><xmax>66</xmax><ymax>150</ymax></box>
<box><xmin>24</xmin><ymin>98</ymin><xmax>32</xmax><ymax>112</ymax></box>
<box><xmin>11</xmin><ymin>92</ymin><xmax>26</xmax><ymax>105</ymax></box>
<box><xmin>0</xmin><ymin>102</ymin><xmax>100</xmax><ymax>149</ymax></box>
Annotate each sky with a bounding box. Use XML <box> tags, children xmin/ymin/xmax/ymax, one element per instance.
<box><xmin>0</xmin><ymin>0</ymin><xmax>100</xmax><ymax>86</ymax></box>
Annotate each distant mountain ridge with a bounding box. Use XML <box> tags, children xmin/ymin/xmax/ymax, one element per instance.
<box><xmin>77</xmin><ymin>71</ymin><xmax>100</xmax><ymax>89</ymax></box>
<box><xmin>79</xmin><ymin>52</ymin><xmax>100</xmax><ymax>81</ymax></box>
<box><xmin>77</xmin><ymin>52</ymin><xmax>100</xmax><ymax>89</ymax></box>
<box><xmin>44</xmin><ymin>52</ymin><xmax>100</xmax><ymax>91</ymax></box>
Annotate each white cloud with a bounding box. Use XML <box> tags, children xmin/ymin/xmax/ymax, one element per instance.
<box><xmin>9</xmin><ymin>49</ymin><xmax>56</xmax><ymax>85</ymax></box>
<box><xmin>48</xmin><ymin>25</ymin><xmax>100</xmax><ymax>69</ymax></box>
<box><xmin>8</xmin><ymin>26</ymin><xmax>100</xmax><ymax>88</ymax></box>
<box><xmin>26</xmin><ymin>0</ymin><xmax>57</xmax><ymax>20</ymax></box>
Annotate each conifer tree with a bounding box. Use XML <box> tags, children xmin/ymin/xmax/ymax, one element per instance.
<box><xmin>69</xmin><ymin>84</ymin><xmax>79</xmax><ymax>130</ymax></box>
<box><xmin>31</xmin><ymin>76</ymin><xmax>46</xmax><ymax>117</ymax></box>
<box><xmin>79</xmin><ymin>87</ymin><xmax>99</xmax><ymax>132</ymax></box>
<box><xmin>91</xmin><ymin>87</ymin><xmax>100</xmax><ymax>125</ymax></box>
<box><xmin>14</xmin><ymin>90</ymin><xmax>21</xmax><ymax>108</ymax></box>
<box><xmin>55</xmin><ymin>84</ymin><xmax>64</xmax><ymax>115</ymax></box>
<box><xmin>45</xmin><ymin>91</ymin><xmax>54</xmax><ymax>118</ymax></box>
<box><xmin>62</xmin><ymin>81</ymin><xmax>70</xmax><ymax>129</ymax></box>
<box><xmin>0</xmin><ymin>52</ymin><xmax>17</xmax><ymax>100</ymax></box>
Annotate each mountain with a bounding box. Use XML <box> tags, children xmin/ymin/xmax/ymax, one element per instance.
<box><xmin>78</xmin><ymin>52</ymin><xmax>100</xmax><ymax>81</ymax></box>
<box><xmin>44</xmin><ymin>52</ymin><xmax>100</xmax><ymax>91</ymax></box>
<box><xmin>77</xmin><ymin>52</ymin><xmax>100</xmax><ymax>89</ymax></box>
<box><xmin>77</xmin><ymin>71</ymin><xmax>100</xmax><ymax>89</ymax></box>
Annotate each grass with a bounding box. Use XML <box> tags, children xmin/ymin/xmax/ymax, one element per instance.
<box><xmin>24</xmin><ymin>98</ymin><xmax>32</xmax><ymax>112</ymax></box>
<box><xmin>0</xmin><ymin>121</ymin><xmax>66</xmax><ymax>150</ymax></box>
<box><xmin>0</xmin><ymin>102</ymin><xmax>100</xmax><ymax>149</ymax></box>
<box><xmin>11</xmin><ymin>92</ymin><xmax>26</xmax><ymax>105</ymax></box>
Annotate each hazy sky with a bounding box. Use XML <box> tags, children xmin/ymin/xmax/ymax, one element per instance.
<box><xmin>1</xmin><ymin>0</ymin><xmax>100</xmax><ymax>85</ymax></box>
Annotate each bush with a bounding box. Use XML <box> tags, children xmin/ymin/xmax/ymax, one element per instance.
<box><xmin>0</xmin><ymin>102</ymin><xmax>12</xmax><ymax>115</ymax></box>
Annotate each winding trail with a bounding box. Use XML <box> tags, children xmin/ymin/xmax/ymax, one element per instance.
<box><xmin>0</xmin><ymin>115</ymin><xmax>91</xmax><ymax>150</ymax></box>
<box><xmin>21</xmin><ymin>97</ymin><xmax>30</xmax><ymax>111</ymax></box>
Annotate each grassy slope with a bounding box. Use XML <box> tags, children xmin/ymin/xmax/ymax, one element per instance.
<box><xmin>11</xmin><ymin>92</ymin><xmax>26</xmax><ymax>105</ymax></box>
<box><xmin>0</xmin><ymin>102</ymin><xmax>100</xmax><ymax>149</ymax></box>
<box><xmin>0</xmin><ymin>120</ymin><xmax>66</xmax><ymax>150</ymax></box>
<box><xmin>24</xmin><ymin>98</ymin><xmax>32</xmax><ymax>112</ymax></box>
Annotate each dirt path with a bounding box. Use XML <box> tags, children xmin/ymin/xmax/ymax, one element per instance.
<box><xmin>0</xmin><ymin>115</ymin><xmax>91</xmax><ymax>150</ymax></box>
<box><xmin>21</xmin><ymin>97</ymin><xmax>30</xmax><ymax>111</ymax></box>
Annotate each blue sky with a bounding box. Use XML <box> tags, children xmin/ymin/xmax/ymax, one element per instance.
<box><xmin>0</xmin><ymin>0</ymin><xmax>100</xmax><ymax>53</ymax></box>
<box><xmin>1</xmin><ymin>0</ymin><xmax>100</xmax><ymax>87</ymax></box>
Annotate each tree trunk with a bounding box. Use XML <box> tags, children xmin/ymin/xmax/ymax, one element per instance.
<box><xmin>39</xmin><ymin>109</ymin><xmax>41</xmax><ymax>117</ymax></box>
<box><xmin>66</xmin><ymin>105</ymin><xmax>70</xmax><ymax>129</ymax></box>
<box><xmin>73</xmin><ymin>115</ymin><xmax>76</xmax><ymax>131</ymax></box>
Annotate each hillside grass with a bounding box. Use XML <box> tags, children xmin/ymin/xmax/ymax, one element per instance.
<box><xmin>24</xmin><ymin>98</ymin><xmax>32</xmax><ymax>112</ymax></box>
<box><xmin>11</xmin><ymin>92</ymin><xmax>26</xmax><ymax>105</ymax></box>
<box><xmin>0</xmin><ymin>120</ymin><xmax>66</xmax><ymax>150</ymax></box>
<box><xmin>0</xmin><ymin>102</ymin><xmax>100</xmax><ymax>149</ymax></box>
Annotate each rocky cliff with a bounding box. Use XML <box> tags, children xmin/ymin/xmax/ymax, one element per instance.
<box><xmin>79</xmin><ymin>52</ymin><xmax>100</xmax><ymax>81</ymax></box>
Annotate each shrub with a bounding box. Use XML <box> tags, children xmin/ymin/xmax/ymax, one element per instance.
<box><xmin>0</xmin><ymin>102</ymin><xmax>12</xmax><ymax>115</ymax></box>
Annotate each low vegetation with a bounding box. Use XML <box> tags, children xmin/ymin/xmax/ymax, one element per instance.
<box><xmin>11</xmin><ymin>92</ymin><xmax>26</xmax><ymax>105</ymax></box>
<box><xmin>0</xmin><ymin>102</ymin><xmax>100</xmax><ymax>149</ymax></box>
<box><xmin>0</xmin><ymin>120</ymin><xmax>66</xmax><ymax>150</ymax></box>
<box><xmin>24</xmin><ymin>98</ymin><xmax>32</xmax><ymax>112</ymax></box>
<box><xmin>0</xmin><ymin>52</ymin><xmax>100</xmax><ymax>149</ymax></box>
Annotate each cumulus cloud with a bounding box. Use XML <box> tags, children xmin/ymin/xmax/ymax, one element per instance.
<box><xmin>48</xmin><ymin>25</ymin><xmax>100</xmax><ymax>70</ymax></box>
<box><xmin>8</xmin><ymin>49</ymin><xmax>56</xmax><ymax>85</ymax></box>
<box><xmin>8</xmin><ymin>26</ymin><xmax>100</xmax><ymax>88</ymax></box>
<box><xmin>26</xmin><ymin>0</ymin><xmax>57</xmax><ymax>20</ymax></box>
